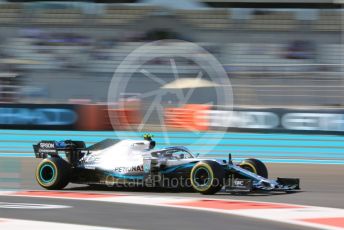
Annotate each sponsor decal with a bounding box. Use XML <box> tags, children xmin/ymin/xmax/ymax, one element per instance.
<box><xmin>39</xmin><ymin>142</ymin><xmax>55</xmax><ymax>149</ymax></box>
<box><xmin>113</xmin><ymin>165</ymin><xmax>144</xmax><ymax>173</ymax></box>
<box><xmin>282</xmin><ymin>113</ymin><xmax>344</xmax><ymax>131</ymax></box>
<box><xmin>39</xmin><ymin>149</ymin><xmax>56</xmax><ymax>153</ymax></box>
<box><xmin>38</xmin><ymin>141</ymin><xmax>56</xmax><ymax>154</ymax></box>
<box><xmin>209</xmin><ymin>111</ymin><xmax>279</xmax><ymax>129</ymax></box>
<box><xmin>0</xmin><ymin>108</ymin><xmax>77</xmax><ymax>126</ymax></box>
<box><xmin>208</xmin><ymin>110</ymin><xmax>344</xmax><ymax>132</ymax></box>
<box><xmin>234</xmin><ymin>180</ymin><xmax>244</xmax><ymax>187</ymax></box>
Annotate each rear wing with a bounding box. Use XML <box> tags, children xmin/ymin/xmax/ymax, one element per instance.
<box><xmin>33</xmin><ymin>140</ymin><xmax>86</xmax><ymax>159</ymax></box>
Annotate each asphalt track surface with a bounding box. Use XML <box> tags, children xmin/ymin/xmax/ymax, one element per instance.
<box><xmin>1</xmin><ymin>158</ymin><xmax>344</xmax><ymax>230</ymax></box>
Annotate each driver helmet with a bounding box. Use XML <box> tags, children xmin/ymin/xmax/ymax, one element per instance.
<box><xmin>143</xmin><ymin>134</ymin><xmax>155</xmax><ymax>149</ymax></box>
<box><xmin>143</xmin><ymin>133</ymin><xmax>153</xmax><ymax>141</ymax></box>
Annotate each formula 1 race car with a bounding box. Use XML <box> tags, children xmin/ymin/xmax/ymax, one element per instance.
<box><xmin>33</xmin><ymin>135</ymin><xmax>300</xmax><ymax>195</ymax></box>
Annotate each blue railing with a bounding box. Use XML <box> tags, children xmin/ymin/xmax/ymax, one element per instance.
<box><xmin>0</xmin><ymin>129</ymin><xmax>344</xmax><ymax>164</ymax></box>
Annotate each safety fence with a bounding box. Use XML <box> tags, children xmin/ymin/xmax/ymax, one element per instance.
<box><xmin>2</xmin><ymin>103</ymin><xmax>344</xmax><ymax>134</ymax></box>
<box><xmin>1</xmin><ymin>129</ymin><xmax>344</xmax><ymax>165</ymax></box>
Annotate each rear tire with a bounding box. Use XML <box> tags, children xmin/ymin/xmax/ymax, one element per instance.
<box><xmin>239</xmin><ymin>158</ymin><xmax>268</xmax><ymax>178</ymax></box>
<box><xmin>190</xmin><ymin>161</ymin><xmax>225</xmax><ymax>195</ymax></box>
<box><xmin>35</xmin><ymin>158</ymin><xmax>71</xmax><ymax>190</ymax></box>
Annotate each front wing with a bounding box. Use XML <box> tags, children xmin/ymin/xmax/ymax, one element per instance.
<box><xmin>226</xmin><ymin>164</ymin><xmax>300</xmax><ymax>192</ymax></box>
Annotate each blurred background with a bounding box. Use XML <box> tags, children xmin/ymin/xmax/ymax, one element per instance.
<box><xmin>0</xmin><ymin>0</ymin><xmax>343</xmax><ymax>133</ymax></box>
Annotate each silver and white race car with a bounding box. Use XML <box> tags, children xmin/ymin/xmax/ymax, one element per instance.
<box><xmin>33</xmin><ymin>136</ymin><xmax>300</xmax><ymax>195</ymax></box>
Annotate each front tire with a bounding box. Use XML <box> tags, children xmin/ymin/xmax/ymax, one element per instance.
<box><xmin>35</xmin><ymin>158</ymin><xmax>71</xmax><ymax>190</ymax></box>
<box><xmin>239</xmin><ymin>158</ymin><xmax>268</xmax><ymax>178</ymax></box>
<box><xmin>190</xmin><ymin>161</ymin><xmax>225</xmax><ymax>195</ymax></box>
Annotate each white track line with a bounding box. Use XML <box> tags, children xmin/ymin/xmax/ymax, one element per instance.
<box><xmin>0</xmin><ymin>218</ymin><xmax>134</xmax><ymax>230</ymax></box>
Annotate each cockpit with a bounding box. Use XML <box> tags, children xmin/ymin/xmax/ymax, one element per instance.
<box><xmin>151</xmin><ymin>147</ymin><xmax>195</xmax><ymax>160</ymax></box>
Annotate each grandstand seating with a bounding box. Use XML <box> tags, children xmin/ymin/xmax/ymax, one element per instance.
<box><xmin>318</xmin><ymin>44</ymin><xmax>344</xmax><ymax>65</ymax></box>
<box><xmin>30</xmin><ymin>9</ymin><xmax>83</xmax><ymax>25</ymax></box>
<box><xmin>98</xmin><ymin>6</ymin><xmax>155</xmax><ymax>25</ymax></box>
<box><xmin>0</xmin><ymin>3</ymin><xmax>342</xmax><ymax>107</ymax></box>
<box><xmin>0</xmin><ymin>3</ymin><xmax>342</xmax><ymax>74</ymax></box>
<box><xmin>5</xmin><ymin>37</ymin><xmax>342</xmax><ymax>74</ymax></box>
<box><xmin>0</xmin><ymin>3</ymin><xmax>22</xmax><ymax>24</ymax></box>
<box><xmin>0</xmin><ymin>3</ymin><xmax>341</xmax><ymax>32</ymax></box>
<box><xmin>312</xmin><ymin>11</ymin><xmax>342</xmax><ymax>31</ymax></box>
<box><xmin>247</xmin><ymin>12</ymin><xmax>297</xmax><ymax>31</ymax></box>
<box><xmin>176</xmin><ymin>9</ymin><xmax>231</xmax><ymax>30</ymax></box>
<box><xmin>222</xmin><ymin>43</ymin><xmax>316</xmax><ymax>69</ymax></box>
